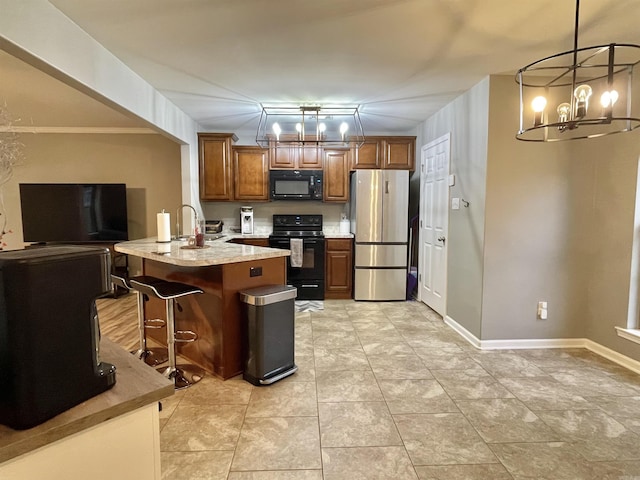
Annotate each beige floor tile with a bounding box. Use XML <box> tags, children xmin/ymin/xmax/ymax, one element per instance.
<box><xmin>413</xmin><ymin>348</ymin><xmax>478</xmax><ymax>370</ymax></box>
<box><xmin>367</xmin><ymin>353</ymin><xmax>434</xmax><ymax>380</ymax></box>
<box><xmin>322</xmin><ymin>446</ymin><xmax>418</xmax><ymax>480</ymax></box>
<box><xmin>414</xmin><ymin>463</ymin><xmax>513</xmax><ymax>480</ymax></box>
<box><xmin>161</xmin><ymin>451</ymin><xmax>233</xmax><ymax>480</ymax></box>
<box><xmin>455</xmin><ymin>398</ymin><xmax>560</xmax><ymax>443</ymax></box>
<box><xmin>161</xmin><ymin>404</ymin><xmax>245</xmax><ymax>451</ymax></box>
<box><xmin>360</xmin><ymin>340</ymin><xmax>414</xmax><ymax>355</ymax></box>
<box><xmin>231</xmin><ymin>417</ymin><xmax>321</xmax><ymax>471</ymax></box>
<box><xmin>469</xmin><ymin>352</ymin><xmax>548</xmax><ymax>378</ymax></box>
<box><xmin>312</xmin><ymin>330</ymin><xmax>360</xmax><ymax>348</ymax></box>
<box><xmin>227</xmin><ymin>471</ymin><xmax>323</xmax><ymax>480</ymax></box>
<box><xmin>246</xmin><ymin>381</ymin><xmax>317</xmax><ymax>417</ymax></box>
<box><xmin>316</xmin><ymin>370</ymin><xmax>384</xmax><ymax>402</ymax></box>
<box><xmin>498</xmin><ymin>376</ymin><xmax>592</xmax><ymax>410</ymax></box>
<box><xmin>489</xmin><ymin>442</ymin><xmax>600</xmax><ymax>479</ymax></box>
<box><xmin>537</xmin><ymin>409</ymin><xmax>640</xmax><ymax>461</ymax></box>
<box><xmin>394</xmin><ymin>413</ymin><xmax>498</xmax><ymax>466</ymax></box>
<box><xmin>318</xmin><ymin>401</ymin><xmax>402</xmax><ymax>447</ymax></box>
<box><xmin>431</xmin><ymin>370</ymin><xmax>515</xmax><ymax>399</ymax></box>
<box><xmin>378</xmin><ymin>379</ymin><xmax>459</xmax><ymax>414</ymax></box>
<box><xmin>291</xmin><ymin>354</ymin><xmax>316</xmax><ymax>382</ymax></box>
<box><xmin>179</xmin><ymin>375</ymin><xmax>252</xmax><ymax>406</ymax></box>
<box><xmin>314</xmin><ymin>346</ymin><xmax>370</xmax><ymax>371</ymax></box>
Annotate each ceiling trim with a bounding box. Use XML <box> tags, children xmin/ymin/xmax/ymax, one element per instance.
<box><xmin>0</xmin><ymin>126</ymin><xmax>158</xmax><ymax>134</ymax></box>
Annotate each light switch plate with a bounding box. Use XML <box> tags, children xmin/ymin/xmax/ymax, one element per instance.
<box><xmin>448</xmin><ymin>174</ymin><xmax>456</xmax><ymax>186</ymax></box>
<box><xmin>452</xmin><ymin>197</ymin><xmax>460</xmax><ymax>210</ymax></box>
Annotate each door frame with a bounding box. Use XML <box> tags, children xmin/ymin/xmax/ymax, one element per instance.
<box><xmin>418</xmin><ymin>132</ymin><xmax>451</xmax><ymax>316</ymax></box>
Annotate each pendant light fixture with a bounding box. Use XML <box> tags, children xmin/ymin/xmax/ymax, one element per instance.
<box><xmin>516</xmin><ymin>0</ymin><xmax>640</xmax><ymax>142</ymax></box>
<box><xmin>256</xmin><ymin>105</ymin><xmax>364</xmax><ymax>148</ymax></box>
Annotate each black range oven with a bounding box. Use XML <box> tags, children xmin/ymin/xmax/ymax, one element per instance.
<box><xmin>269</xmin><ymin>214</ymin><xmax>325</xmax><ymax>300</ymax></box>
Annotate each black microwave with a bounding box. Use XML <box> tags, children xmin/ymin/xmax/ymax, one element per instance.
<box><xmin>270</xmin><ymin>170</ymin><xmax>323</xmax><ymax>201</ymax></box>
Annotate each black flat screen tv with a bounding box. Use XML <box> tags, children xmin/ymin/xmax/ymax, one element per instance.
<box><xmin>19</xmin><ymin>183</ymin><xmax>129</xmax><ymax>243</ymax></box>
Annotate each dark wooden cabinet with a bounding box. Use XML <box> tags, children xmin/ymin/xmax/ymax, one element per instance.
<box><xmin>353</xmin><ymin>138</ymin><xmax>381</xmax><ymax>169</ymax></box>
<box><xmin>352</xmin><ymin>136</ymin><xmax>415</xmax><ymax>171</ymax></box>
<box><xmin>383</xmin><ymin>136</ymin><xmax>416</xmax><ymax>170</ymax></box>
<box><xmin>198</xmin><ymin>133</ymin><xmax>237</xmax><ymax>201</ymax></box>
<box><xmin>323</xmin><ymin>149</ymin><xmax>350</xmax><ymax>202</ymax></box>
<box><xmin>226</xmin><ymin>237</ymin><xmax>270</xmax><ymax>247</ymax></box>
<box><xmin>325</xmin><ymin>238</ymin><xmax>353</xmax><ymax>299</ymax></box>
<box><xmin>233</xmin><ymin>146</ymin><xmax>269</xmax><ymax>201</ymax></box>
<box><xmin>269</xmin><ymin>137</ymin><xmax>322</xmax><ymax>169</ymax></box>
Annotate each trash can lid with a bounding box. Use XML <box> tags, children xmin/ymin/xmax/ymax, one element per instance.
<box><xmin>240</xmin><ymin>285</ymin><xmax>297</xmax><ymax>306</ymax></box>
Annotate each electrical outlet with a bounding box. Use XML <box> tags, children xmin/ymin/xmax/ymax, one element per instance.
<box><xmin>537</xmin><ymin>301</ymin><xmax>548</xmax><ymax>320</ymax></box>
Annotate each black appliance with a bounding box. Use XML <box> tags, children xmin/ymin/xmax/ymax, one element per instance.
<box><xmin>269</xmin><ymin>214</ymin><xmax>325</xmax><ymax>300</ymax></box>
<box><xmin>19</xmin><ymin>183</ymin><xmax>129</xmax><ymax>243</ymax></box>
<box><xmin>270</xmin><ymin>170</ymin><xmax>323</xmax><ymax>201</ymax></box>
<box><xmin>0</xmin><ymin>246</ymin><xmax>116</xmax><ymax>430</ymax></box>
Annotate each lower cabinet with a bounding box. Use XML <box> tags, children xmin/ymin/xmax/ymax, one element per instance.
<box><xmin>325</xmin><ymin>238</ymin><xmax>353</xmax><ymax>299</ymax></box>
<box><xmin>227</xmin><ymin>237</ymin><xmax>270</xmax><ymax>247</ymax></box>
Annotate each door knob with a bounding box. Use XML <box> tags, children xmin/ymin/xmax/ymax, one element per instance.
<box><xmin>437</xmin><ymin>236</ymin><xmax>446</xmax><ymax>243</ymax></box>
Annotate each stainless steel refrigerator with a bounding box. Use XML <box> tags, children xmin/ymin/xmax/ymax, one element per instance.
<box><xmin>350</xmin><ymin>169</ymin><xmax>409</xmax><ymax>301</ymax></box>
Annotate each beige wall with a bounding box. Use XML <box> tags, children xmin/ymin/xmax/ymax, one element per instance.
<box><xmin>414</xmin><ymin>77</ymin><xmax>490</xmax><ymax>338</ymax></box>
<box><xmin>3</xmin><ymin>133</ymin><xmax>181</xmax><ymax>272</ymax></box>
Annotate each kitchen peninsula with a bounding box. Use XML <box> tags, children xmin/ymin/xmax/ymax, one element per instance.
<box><xmin>115</xmin><ymin>237</ymin><xmax>289</xmax><ymax>379</ymax></box>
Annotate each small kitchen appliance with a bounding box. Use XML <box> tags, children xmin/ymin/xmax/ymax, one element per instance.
<box><xmin>0</xmin><ymin>246</ymin><xmax>116</xmax><ymax>429</ymax></box>
<box><xmin>241</xmin><ymin>206</ymin><xmax>254</xmax><ymax>234</ymax></box>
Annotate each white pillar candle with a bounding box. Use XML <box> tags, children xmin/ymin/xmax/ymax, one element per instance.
<box><xmin>157</xmin><ymin>211</ymin><xmax>171</xmax><ymax>243</ymax></box>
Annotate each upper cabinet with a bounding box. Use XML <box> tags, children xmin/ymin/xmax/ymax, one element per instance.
<box><xmin>269</xmin><ymin>136</ymin><xmax>322</xmax><ymax>169</ymax></box>
<box><xmin>198</xmin><ymin>133</ymin><xmax>237</xmax><ymax>201</ymax></box>
<box><xmin>233</xmin><ymin>146</ymin><xmax>269</xmax><ymax>201</ymax></box>
<box><xmin>323</xmin><ymin>149</ymin><xmax>350</xmax><ymax>203</ymax></box>
<box><xmin>352</xmin><ymin>136</ymin><xmax>416</xmax><ymax>171</ymax></box>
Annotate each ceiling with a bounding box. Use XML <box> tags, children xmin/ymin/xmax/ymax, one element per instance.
<box><xmin>3</xmin><ymin>0</ymin><xmax>640</xmax><ymax>136</ymax></box>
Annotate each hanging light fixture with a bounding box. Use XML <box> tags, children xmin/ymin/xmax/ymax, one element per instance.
<box><xmin>516</xmin><ymin>0</ymin><xmax>640</xmax><ymax>142</ymax></box>
<box><xmin>256</xmin><ymin>105</ymin><xmax>364</xmax><ymax>148</ymax></box>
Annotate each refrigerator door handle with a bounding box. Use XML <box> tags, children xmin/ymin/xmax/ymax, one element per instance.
<box><xmin>385</xmin><ymin>180</ymin><xmax>389</xmax><ymax>194</ymax></box>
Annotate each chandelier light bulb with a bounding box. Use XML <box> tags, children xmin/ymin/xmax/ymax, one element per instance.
<box><xmin>573</xmin><ymin>84</ymin><xmax>593</xmax><ymax>118</ymax></box>
<box><xmin>272</xmin><ymin>122</ymin><xmax>281</xmax><ymax>141</ymax></box>
<box><xmin>600</xmin><ymin>90</ymin><xmax>619</xmax><ymax>108</ymax></box>
<box><xmin>319</xmin><ymin>123</ymin><xmax>327</xmax><ymax>133</ymax></box>
<box><xmin>339</xmin><ymin>122</ymin><xmax>349</xmax><ymax>141</ymax></box>
<box><xmin>531</xmin><ymin>96</ymin><xmax>547</xmax><ymax>126</ymax></box>
<box><xmin>557</xmin><ymin>103</ymin><xmax>571</xmax><ymax>122</ymax></box>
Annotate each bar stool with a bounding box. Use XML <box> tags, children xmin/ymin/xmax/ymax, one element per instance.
<box><xmin>129</xmin><ymin>278</ymin><xmax>205</xmax><ymax>390</ymax></box>
<box><xmin>111</xmin><ymin>274</ymin><xmax>169</xmax><ymax>367</ymax></box>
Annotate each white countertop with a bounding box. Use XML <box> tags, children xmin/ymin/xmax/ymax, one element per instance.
<box><xmin>114</xmin><ymin>237</ymin><xmax>289</xmax><ymax>267</ymax></box>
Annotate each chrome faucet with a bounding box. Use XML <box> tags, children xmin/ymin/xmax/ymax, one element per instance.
<box><xmin>175</xmin><ymin>204</ymin><xmax>198</xmax><ymax>239</ymax></box>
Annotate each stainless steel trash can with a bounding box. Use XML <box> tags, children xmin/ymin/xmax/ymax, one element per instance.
<box><xmin>240</xmin><ymin>285</ymin><xmax>297</xmax><ymax>386</ymax></box>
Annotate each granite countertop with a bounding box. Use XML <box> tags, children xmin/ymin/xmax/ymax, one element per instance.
<box><xmin>115</xmin><ymin>237</ymin><xmax>290</xmax><ymax>267</ymax></box>
<box><xmin>223</xmin><ymin>232</ymin><xmax>354</xmax><ymax>239</ymax></box>
<box><xmin>0</xmin><ymin>338</ymin><xmax>174</xmax><ymax>464</ymax></box>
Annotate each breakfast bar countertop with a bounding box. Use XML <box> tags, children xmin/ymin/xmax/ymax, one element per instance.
<box><xmin>114</xmin><ymin>237</ymin><xmax>290</xmax><ymax>267</ymax></box>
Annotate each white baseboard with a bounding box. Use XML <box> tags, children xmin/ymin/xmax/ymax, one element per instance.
<box><xmin>444</xmin><ymin>315</ymin><xmax>640</xmax><ymax>374</ymax></box>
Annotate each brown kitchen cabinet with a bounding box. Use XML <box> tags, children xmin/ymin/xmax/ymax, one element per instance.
<box><xmin>325</xmin><ymin>238</ymin><xmax>353</xmax><ymax>299</ymax></box>
<box><xmin>226</xmin><ymin>237</ymin><xmax>270</xmax><ymax>247</ymax></box>
<box><xmin>269</xmin><ymin>136</ymin><xmax>323</xmax><ymax>169</ymax></box>
<box><xmin>352</xmin><ymin>136</ymin><xmax>416</xmax><ymax>171</ymax></box>
<box><xmin>233</xmin><ymin>146</ymin><xmax>269</xmax><ymax>201</ymax></box>
<box><xmin>198</xmin><ymin>133</ymin><xmax>237</xmax><ymax>201</ymax></box>
<box><xmin>323</xmin><ymin>149</ymin><xmax>350</xmax><ymax>202</ymax></box>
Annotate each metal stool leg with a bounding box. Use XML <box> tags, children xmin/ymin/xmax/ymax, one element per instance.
<box><xmin>157</xmin><ymin>297</ymin><xmax>204</xmax><ymax>390</ymax></box>
<box><xmin>131</xmin><ymin>291</ymin><xmax>168</xmax><ymax>366</ymax></box>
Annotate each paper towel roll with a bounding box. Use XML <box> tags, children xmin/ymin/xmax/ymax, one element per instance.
<box><xmin>157</xmin><ymin>211</ymin><xmax>171</xmax><ymax>243</ymax></box>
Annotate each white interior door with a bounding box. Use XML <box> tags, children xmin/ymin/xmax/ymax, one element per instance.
<box><xmin>419</xmin><ymin>133</ymin><xmax>450</xmax><ymax>316</ymax></box>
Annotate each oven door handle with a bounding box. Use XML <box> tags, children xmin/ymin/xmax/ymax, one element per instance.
<box><xmin>270</xmin><ymin>240</ymin><xmax>290</xmax><ymax>247</ymax></box>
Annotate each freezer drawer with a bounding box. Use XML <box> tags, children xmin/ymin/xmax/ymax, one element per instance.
<box><xmin>355</xmin><ymin>243</ymin><xmax>407</xmax><ymax>268</ymax></box>
<box><xmin>354</xmin><ymin>268</ymin><xmax>406</xmax><ymax>301</ymax></box>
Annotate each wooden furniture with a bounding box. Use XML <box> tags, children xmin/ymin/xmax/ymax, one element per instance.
<box><xmin>325</xmin><ymin>238</ymin><xmax>353</xmax><ymax>299</ymax></box>
<box><xmin>227</xmin><ymin>237</ymin><xmax>270</xmax><ymax>247</ymax></box>
<box><xmin>353</xmin><ymin>136</ymin><xmax>416</xmax><ymax>171</ymax></box>
<box><xmin>198</xmin><ymin>133</ymin><xmax>237</xmax><ymax>201</ymax></box>
<box><xmin>114</xmin><ymin>238</ymin><xmax>289</xmax><ymax>380</ymax></box>
<box><xmin>233</xmin><ymin>146</ymin><xmax>269</xmax><ymax>201</ymax></box>
<box><xmin>269</xmin><ymin>136</ymin><xmax>322</xmax><ymax>169</ymax></box>
<box><xmin>323</xmin><ymin>149</ymin><xmax>351</xmax><ymax>202</ymax></box>
<box><xmin>0</xmin><ymin>338</ymin><xmax>173</xmax><ymax>479</ymax></box>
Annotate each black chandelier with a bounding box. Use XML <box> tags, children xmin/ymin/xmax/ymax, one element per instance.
<box><xmin>516</xmin><ymin>0</ymin><xmax>640</xmax><ymax>142</ymax></box>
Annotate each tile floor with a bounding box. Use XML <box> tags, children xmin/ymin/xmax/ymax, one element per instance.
<box><xmin>102</xmin><ymin>297</ymin><xmax>640</xmax><ymax>479</ymax></box>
